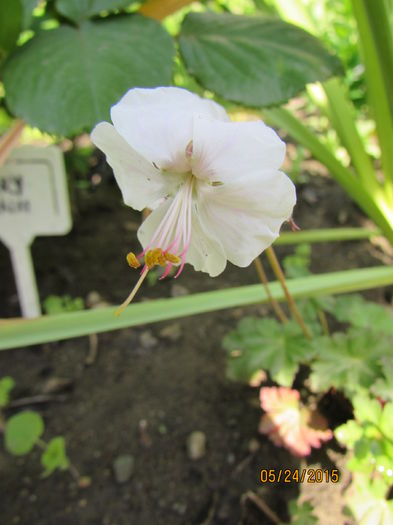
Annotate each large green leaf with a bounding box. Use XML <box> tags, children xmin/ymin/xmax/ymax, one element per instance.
<box><xmin>224</xmin><ymin>318</ymin><xmax>314</xmax><ymax>386</ymax></box>
<box><xmin>333</xmin><ymin>294</ymin><xmax>393</xmax><ymax>335</ymax></box>
<box><xmin>55</xmin><ymin>0</ymin><xmax>137</xmax><ymax>24</ymax></box>
<box><xmin>309</xmin><ymin>329</ymin><xmax>391</xmax><ymax>395</ymax></box>
<box><xmin>5</xmin><ymin>411</ymin><xmax>44</xmax><ymax>456</ymax></box>
<box><xmin>3</xmin><ymin>15</ymin><xmax>175</xmax><ymax>135</ymax></box>
<box><xmin>0</xmin><ymin>0</ymin><xmax>23</xmax><ymax>57</ymax></box>
<box><xmin>179</xmin><ymin>12</ymin><xmax>342</xmax><ymax>107</ymax></box>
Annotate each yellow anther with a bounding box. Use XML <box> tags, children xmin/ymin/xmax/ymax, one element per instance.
<box><xmin>126</xmin><ymin>252</ymin><xmax>141</xmax><ymax>269</ymax></box>
<box><xmin>145</xmin><ymin>250</ymin><xmax>156</xmax><ymax>269</ymax></box>
<box><xmin>164</xmin><ymin>252</ymin><xmax>181</xmax><ymax>264</ymax></box>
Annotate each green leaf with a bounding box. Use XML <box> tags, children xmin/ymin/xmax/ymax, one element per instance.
<box><xmin>44</xmin><ymin>295</ymin><xmax>84</xmax><ymax>315</ymax></box>
<box><xmin>21</xmin><ymin>0</ymin><xmax>39</xmax><ymax>30</ymax></box>
<box><xmin>353</xmin><ymin>394</ymin><xmax>382</xmax><ymax>426</ymax></box>
<box><xmin>3</xmin><ymin>15</ymin><xmax>175</xmax><ymax>135</ymax></box>
<box><xmin>335</xmin><ymin>420</ymin><xmax>363</xmax><ymax>448</ymax></box>
<box><xmin>0</xmin><ymin>0</ymin><xmax>23</xmax><ymax>57</ymax></box>
<box><xmin>179</xmin><ymin>12</ymin><xmax>342</xmax><ymax>107</ymax></box>
<box><xmin>55</xmin><ymin>0</ymin><xmax>136</xmax><ymax>24</ymax></box>
<box><xmin>347</xmin><ymin>474</ymin><xmax>393</xmax><ymax>525</ymax></box>
<box><xmin>0</xmin><ymin>376</ymin><xmax>15</xmax><ymax>407</ymax></box>
<box><xmin>309</xmin><ymin>329</ymin><xmax>389</xmax><ymax>395</ymax></box>
<box><xmin>5</xmin><ymin>411</ymin><xmax>44</xmax><ymax>456</ymax></box>
<box><xmin>283</xmin><ymin>243</ymin><xmax>312</xmax><ymax>279</ymax></box>
<box><xmin>380</xmin><ymin>403</ymin><xmax>393</xmax><ymax>438</ymax></box>
<box><xmin>224</xmin><ymin>318</ymin><xmax>313</xmax><ymax>386</ymax></box>
<box><xmin>372</xmin><ymin>358</ymin><xmax>393</xmax><ymax>402</ymax></box>
<box><xmin>333</xmin><ymin>295</ymin><xmax>393</xmax><ymax>335</ymax></box>
<box><xmin>286</xmin><ymin>499</ymin><xmax>318</xmax><ymax>525</ymax></box>
<box><xmin>2</xmin><ymin>265</ymin><xmax>393</xmax><ymax>350</ymax></box>
<box><xmin>41</xmin><ymin>436</ymin><xmax>69</xmax><ymax>477</ymax></box>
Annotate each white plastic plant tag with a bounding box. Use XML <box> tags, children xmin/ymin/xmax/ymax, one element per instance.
<box><xmin>0</xmin><ymin>145</ymin><xmax>72</xmax><ymax>318</ymax></box>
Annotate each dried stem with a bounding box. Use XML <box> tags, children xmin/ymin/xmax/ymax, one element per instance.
<box><xmin>265</xmin><ymin>246</ymin><xmax>312</xmax><ymax>340</ymax></box>
<box><xmin>242</xmin><ymin>491</ymin><xmax>280</xmax><ymax>524</ymax></box>
<box><xmin>115</xmin><ymin>267</ymin><xmax>149</xmax><ymax>317</ymax></box>
<box><xmin>317</xmin><ymin>308</ymin><xmax>330</xmax><ymax>336</ymax></box>
<box><xmin>253</xmin><ymin>257</ymin><xmax>288</xmax><ymax>324</ymax></box>
<box><xmin>0</xmin><ymin>120</ymin><xmax>25</xmax><ymax>169</ymax></box>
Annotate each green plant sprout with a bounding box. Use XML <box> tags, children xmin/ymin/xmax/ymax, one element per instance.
<box><xmin>0</xmin><ymin>377</ymin><xmax>73</xmax><ymax>479</ymax></box>
<box><xmin>280</xmin><ymin>499</ymin><xmax>318</xmax><ymax>525</ymax></box>
<box><xmin>43</xmin><ymin>294</ymin><xmax>84</xmax><ymax>315</ymax></box>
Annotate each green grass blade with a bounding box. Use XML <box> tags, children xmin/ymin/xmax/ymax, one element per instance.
<box><xmin>351</xmin><ymin>0</ymin><xmax>393</xmax><ymax>184</ymax></box>
<box><xmin>322</xmin><ymin>78</ymin><xmax>377</xmax><ymax>191</ymax></box>
<box><xmin>1</xmin><ymin>265</ymin><xmax>393</xmax><ymax>350</ymax></box>
<box><xmin>265</xmin><ymin>107</ymin><xmax>393</xmax><ymax>244</ymax></box>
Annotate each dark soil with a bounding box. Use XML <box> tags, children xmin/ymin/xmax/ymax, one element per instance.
<box><xmin>0</xmin><ymin>150</ymin><xmax>391</xmax><ymax>525</ymax></box>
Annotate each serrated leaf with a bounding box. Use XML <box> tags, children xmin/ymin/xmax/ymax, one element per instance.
<box><xmin>55</xmin><ymin>0</ymin><xmax>136</xmax><ymax>24</ymax></box>
<box><xmin>283</xmin><ymin>244</ymin><xmax>311</xmax><ymax>279</ymax></box>
<box><xmin>353</xmin><ymin>394</ymin><xmax>382</xmax><ymax>426</ymax></box>
<box><xmin>224</xmin><ymin>318</ymin><xmax>313</xmax><ymax>387</ymax></box>
<box><xmin>372</xmin><ymin>358</ymin><xmax>393</xmax><ymax>402</ymax></box>
<box><xmin>5</xmin><ymin>411</ymin><xmax>44</xmax><ymax>456</ymax></box>
<box><xmin>380</xmin><ymin>403</ymin><xmax>393</xmax><ymax>437</ymax></box>
<box><xmin>3</xmin><ymin>15</ymin><xmax>175</xmax><ymax>135</ymax></box>
<box><xmin>179</xmin><ymin>12</ymin><xmax>342</xmax><ymax>107</ymax></box>
<box><xmin>0</xmin><ymin>0</ymin><xmax>23</xmax><ymax>57</ymax></box>
<box><xmin>287</xmin><ymin>500</ymin><xmax>318</xmax><ymax>525</ymax></box>
<box><xmin>41</xmin><ymin>436</ymin><xmax>69</xmax><ymax>477</ymax></box>
<box><xmin>335</xmin><ymin>420</ymin><xmax>363</xmax><ymax>448</ymax></box>
<box><xmin>0</xmin><ymin>376</ymin><xmax>15</xmax><ymax>407</ymax></box>
<box><xmin>333</xmin><ymin>295</ymin><xmax>393</xmax><ymax>335</ymax></box>
<box><xmin>309</xmin><ymin>329</ymin><xmax>388</xmax><ymax>395</ymax></box>
<box><xmin>347</xmin><ymin>475</ymin><xmax>393</xmax><ymax>525</ymax></box>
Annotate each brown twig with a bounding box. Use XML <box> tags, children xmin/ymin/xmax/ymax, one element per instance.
<box><xmin>7</xmin><ymin>394</ymin><xmax>67</xmax><ymax>408</ymax></box>
<box><xmin>0</xmin><ymin>120</ymin><xmax>25</xmax><ymax>169</ymax></box>
<box><xmin>85</xmin><ymin>333</ymin><xmax>98</xmax><ymax>365</ymax></box>
<box><xmin>254</xmin><ymin>257</ymin><xmax>288</xmax><ymax>324</ymax></box>
<box><xmin>242</xmin><ymin>491</ymin><xmax>281</xmax><ymax>525</ymax></box>
<box><xmin>265</xmin><ymin>246</ymin><xmax>312</xmax><ymax>340</ymax></box>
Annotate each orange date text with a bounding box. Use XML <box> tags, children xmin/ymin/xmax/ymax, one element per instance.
<box><xmin>260</xmin><ymin>468</ymin><xmax>339</xmax><ymax>484</ymax></box>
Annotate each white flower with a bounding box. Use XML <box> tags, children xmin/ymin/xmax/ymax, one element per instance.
<box><xmin>91</xmin><ymin>87</ymin><xmax>296</xmax><ymax>311</ymax></box>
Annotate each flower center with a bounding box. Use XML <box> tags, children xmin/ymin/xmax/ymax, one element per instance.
<box><xmin>126</xmin><ymin>172</ymin><xmax>195</xmax><ymax>280</ymax></box>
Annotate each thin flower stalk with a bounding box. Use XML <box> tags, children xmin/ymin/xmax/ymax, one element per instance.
<box><xmin>265</xmin><ymin>246</ymin><xmax>312</xmax><ymax>339</ymax></box>
<box><xmin>253</xmin><ymin>257</ymin><xmax>288</xmax><ymax>324</ymax></box>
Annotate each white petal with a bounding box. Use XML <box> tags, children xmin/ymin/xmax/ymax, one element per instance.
<box><xmin>186</xmin><ymin>204</ymin><xmax>227</xmax><ymax>277</ymax></box>
<box><xmin>191</xmin><ymin>116</ymin><xmax>286</xmax><ymax>183</ymax></box>
<box><xmin>137</xmin><ymin>198</ymin><xmax>227</xmax><ymax>277</ymax></box>
<box><xmin>111</xmin><ymin>87</ymin><xmax>229</xmax><ymax>173</ymax></box>
<box><xmin>91</xmin><ymin>122</ymin><xmax>179</xmax><ymax>211</ymax></box>
<box><xmin>196</xmin><ymin>170</ymin><xmax>296</xmax><ymax>267</ymax></box>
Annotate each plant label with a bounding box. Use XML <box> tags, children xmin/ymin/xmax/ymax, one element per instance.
<box><xmin>0</xmin><ymin>145</ymin><xmax>72</xmax><ymax>318</ymax></box>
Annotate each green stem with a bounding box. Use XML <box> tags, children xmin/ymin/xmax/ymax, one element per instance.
<box><xmin>276</xmin><ymin>227</ymin><xmax>381</xmax><ymax>245</ymax></box>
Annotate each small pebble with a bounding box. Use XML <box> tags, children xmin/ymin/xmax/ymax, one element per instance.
<box><xmin>248</xmin><ymin>438</ymin><xmax>260</xmax><ymax>454</ymax></box>
<box><xmin>186</xmin><ymin>431</ymin><xmax>206</xmax><ymax>460</ymax></box>
<box><xmin>171</xmin><ymin>284</ymin><xmax>189</xmax><ymax>297</ymax></box>
<box><xmin>140</xmin><ymin>331</ymin><xmax>158</xmax><ymax>349</ymax></box>
<box><xmin>172</xmin><ymin>502</ymin><xmax>187</xmax><ymax>515</ymax></box>
<box><xmin>113</xmin><ymin>455</ymin><xmax>135</xmax><ymax>484</ymax></box>
<box><xmin>159</xmin><ymin>323</ymin><xmax>182</xmax><ymax>341</ymax></box>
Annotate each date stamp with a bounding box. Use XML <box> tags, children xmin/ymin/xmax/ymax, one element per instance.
<box><xmin>260</xmin><ymin>468</ymin><xmax>339</xmax><ymax>484</ymax></box>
